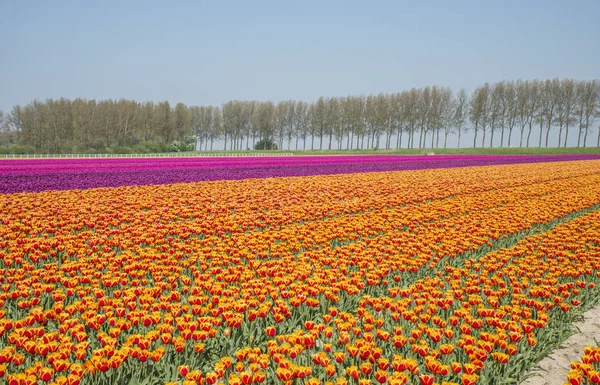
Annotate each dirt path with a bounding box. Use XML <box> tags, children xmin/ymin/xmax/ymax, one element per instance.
<box><xmin>520</xmin><ymin>305</ymin><xmax>600</xmax><ymax>385</ymax></box>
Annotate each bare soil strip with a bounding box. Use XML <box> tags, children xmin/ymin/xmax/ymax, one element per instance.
<box><xmin>520</xmin><ymin>305</ymin><xmax>600</xmax><ymax>385</ymax></box>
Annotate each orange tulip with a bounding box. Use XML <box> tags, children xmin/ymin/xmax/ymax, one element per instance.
<box><xmin>346</xmin><ymin>366</ymin><xmax>360</xmax><ymax>380</ymax></box>
<box><xmin>38</xmin><ymin>367</ymin><xmax>55</xmax><ymax>382</ymax></box>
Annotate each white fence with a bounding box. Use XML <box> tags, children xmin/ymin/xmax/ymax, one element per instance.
<box><xmin>0</xmin><ymin>152</ymin><xmax>295</xmax><ymax>159</ymax></box>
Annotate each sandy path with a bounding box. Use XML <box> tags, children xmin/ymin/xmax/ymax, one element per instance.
<box><xmin>520</xmin><ymin>305</ymin><xmax>600</xmax><ymax>385</ymax></box>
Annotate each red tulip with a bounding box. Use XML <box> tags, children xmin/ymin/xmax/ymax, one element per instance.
<box><xmin>418</xmin><ymin>375</ymin><xmax>434</xmax><ymax>385</ymax></box>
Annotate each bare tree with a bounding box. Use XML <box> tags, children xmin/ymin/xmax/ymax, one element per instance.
<box><xmin>253</xmin><ymin>101</ymin><xmax>275</xmax><ymax>148</ymax></box>
<box><xmin>373</xmin><ymin>93</ymin><xmax>389</xmax><ymax>149</ymax></box>
<box><xmin>558</xmin><ymin>79</ymin><xmax>576</xmax><ymax>147</ymax></box>
<box><xmin>0</xmin><ymin>110</ymin><xmax>5</xmax><ymax>132</ymax></box>
<box><xmin>516</xmin><ymin>80</ymin><xmax>529</xmax><ymax>147</ymax></box>
<box><xmin>340</xmin><ymin>96</ymin><xmax>353</xmax><ymax>150</ymax></box>
<box><xmin>312</xmin><ymin>97</ymin><xmax>327</xmax><ymax>150</ymax></box>
<box><xmin>364</xmin><ymin>95</ymin><xmax>377</xmax><ymax>149</ymax></box>
<box><xmin>582</xmin><ymin>80</ymin><xmax>599</xmax><ymax>147</ymax></box>
<box><xmin>489</xmin><ymin>82</ymin><xmax>505</xmax><ymax>147</ymax></box>
<box><xmin>503</xmin><ymin>81</ymin><xmax>518</xmax><ymax>147</ymax></box>
<box><xmin>575</xmin><ymin>81</ymin><xmax>587</xmax><ymax>147</ymax></box>
<box><xmin>453</xmin><ymin>89</ymin><xmax>468</xmax><ymax>148</ymax></box>
<box><xmin>405</xmin><ymin>89</ymin><xmax>419</xmax><ymax>149</ymax></box>
<box><xmin>390</xmin><ymin>93</ymin><xmax>404</xmax><ymax>149</ymax></box>
<box><xmin>384</xmin><ymin>93</ymin><xmax>400</xmax><ymax>150</ymax></box>
<box><xmin>348</xmin><ymin>96</ymin><xmax>365</xmax><ymax>150</ymax></box>
<box><xmin>284</xmin><ymin>100</ymin><xmax>297</xmax><ymax>151</ymax></box>
<box><xmin>211</xmin><ymin>107</ymin><xmax>222</xmax><ymax>150</ymax></box>
<box><xmin>538</xmin><ymin>78</ymin><xmax>560</xmax><ymax>147</ymax></box>
<box><xmin>0</xmin><ymin>109</ymin><xmax>17</xmax><ymax>147</ymax></box>
<box><xmin>437</xmin><ymin>88</ymin><xmax>454</xmax><ymax>149</ymax></box>
<box><xmin>596</xmin><ymin>82</ymin><xmax>600</xmax><ymax>147</ymax></box>
<box><xmin>190</xmin><ymin>105</ymin><xmax>217</xmax><ymax>151</ymax></box>
<box><xmin>525</xmin><ymin>80</ymin><xmax>541</xmax><ymax>147</ymax></box>
<box><xmin>5</xmin><ymin>77</ymin><xmax>600</xmax><ymax>154</ymax></box>
<box><xmin>275</xmin><ymin>101</ymin><xmax>287</xmax><ymax>150</ymax></box>
<box><xmin>428</xmin><ymin>86</ymin><xmax>442</xmax><ymax>148</ymax></box>
<box><xmin>173</xmin><ymin>102</ymin><xmax>191</xmax><ymax>145</ymax></box>
<box><xmin>470</xmin><ymin>84</ymin><xmax>490</xmax><ymax>148</ymax></box>
<box><xmin>294</xmin><ymin>101</ymin><xmax>310</xmax><ymax>150</ymax></box>
<box><xmin>417</xmin><ymin>87</ymin><xmax>431</xmax><ymax>149</ymax></box>
<box><xmin>325</xmin><ymin>97</ymin><xmax>341</xmax><ymax>150</ymax></box>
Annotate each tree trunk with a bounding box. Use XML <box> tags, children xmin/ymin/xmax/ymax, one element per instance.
<box><xmin>564</xmin><ymin>123</ymin><xmax>569</xmax><ymax>148</ymax></box>
<box><xmin>279</xmin><ymin>130</ymin><xmax>283</xmax><ymax>150</ymax></box>
<box><xmin>519</xmin><ymin>126</ymin><xmax>524</xmax><ymax>147</ymax></box>
<box><xmin>444</xmin><ymin>131</ymin><xmax>448</xmax><ymax>149</ymax></box>
<box><xmin>489</xmin><ymin>128</ymin><xmax>494</xmax><ymax>148</ymax></box>
<box><xmin>507</xmin><ymin>127</ymin><xmax>513</xmax><ymax>147</ymax></box>
<box><xmin>500</xmin><ymin>128</ymin><xmax>505</xmax><ymax>147</ymax></box>
<box><xmin>538</xmin><ymin>122</ymin><xmax>543</xmax><ymax>147</ymax></box>
<box><xmin>473</xmin><ymin>124</ymin><xmax>478</xmax><ymax>148</ymax></box>
<box><xmin>457</xmin><ymin>126</ymin><xmax>461</xmax><ymax>149</ymax></box>
<box><xmin>319</xmin><ymin>130</ymin><xmax>323</xmax><ymax>150</ymax></box>
<box><xmin>526</xmin><ymin>123</ymin><xmax>533</xmax><ymax>147</ymax></box>
<box><xmin>430</xmin><ymin>129</ymin><xmax>434</xmax><ymax>148</ymax></box>
<box><xmin>557</xmin><ymin>125</ymin><xmax>563</xmax><ymax>148</ymax></box>
<box><xmin>347</xmin><ymin>129</ymin><xmax>351</xmax><ymax>150</ymax></box>
<box><xmin>481</xmin><ymin>126</ymin><xmax>486</xmax><ymax>148</ymax></box>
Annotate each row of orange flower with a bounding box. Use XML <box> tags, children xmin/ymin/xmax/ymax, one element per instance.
<box><xmin>0</xmin><ymin>160</ymin><xmax>599</xmax><ymax>385</ymax></box>
<box><xmin>225</xmin><ymin>208</ymin><xmax>600</xmax><ymax>385</ymax></box>
<box><xmin>567</xmin><ymin>345</ymin><xmax>600</xmax><ymax>385</ymax></box>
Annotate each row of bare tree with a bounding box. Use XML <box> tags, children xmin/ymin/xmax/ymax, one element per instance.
<box><xmin>0</xmin><ymin>78</ymin><xmax>598</xmax><ymax>153</ymax></box>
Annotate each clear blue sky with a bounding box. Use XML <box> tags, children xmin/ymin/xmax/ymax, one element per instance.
<box><xmin>1</xmin><ymin>0</ymin><xmax>599</xmax><ymax>112</ymax></box>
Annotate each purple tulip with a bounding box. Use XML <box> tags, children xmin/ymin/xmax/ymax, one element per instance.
<box><xmin>1</xmin><ymin>154</ymin><xmax>599</xmax><ymax>194</ymax></box>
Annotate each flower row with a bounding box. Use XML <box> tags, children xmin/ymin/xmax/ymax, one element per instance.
<box><xmin>0</xmin><ymin>160</ymin><xmax>599</xmax><ymax>384</ymax></box>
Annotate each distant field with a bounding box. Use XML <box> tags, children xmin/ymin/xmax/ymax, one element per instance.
<box><xmin>3</xmin><ymin>154</ymin><xmax>600</xmax><ymax>193</ymax></box>
<box><xmin>160</xmin><ymin>147</ymin><xmax>600</xmax><ymax>156</ymax></box>
<box><xmin>290</xmin><ymin>147</ymin><xmax>600</xmax><ymax>156</ymax></box>
<box><xmin>2</xmin><ymin>147</ymin><xmax>599</xmax><ymax>159</ymax></box>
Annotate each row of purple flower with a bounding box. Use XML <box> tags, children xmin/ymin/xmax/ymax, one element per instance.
<box><xmin>1</xmin><ymin>154</ymin><xmax>599</xmax><ymax>194</ymax></box>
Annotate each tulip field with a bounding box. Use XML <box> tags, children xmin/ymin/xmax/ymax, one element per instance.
<box><xmin>1</xmin><ymin>155</ymin><xmax>600</xmax><ymax>385</ymax></box>
<box><xmin>568</xmin><ymin>346</ymin><xmax>600</xmax><ymax>385</ymax></box>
